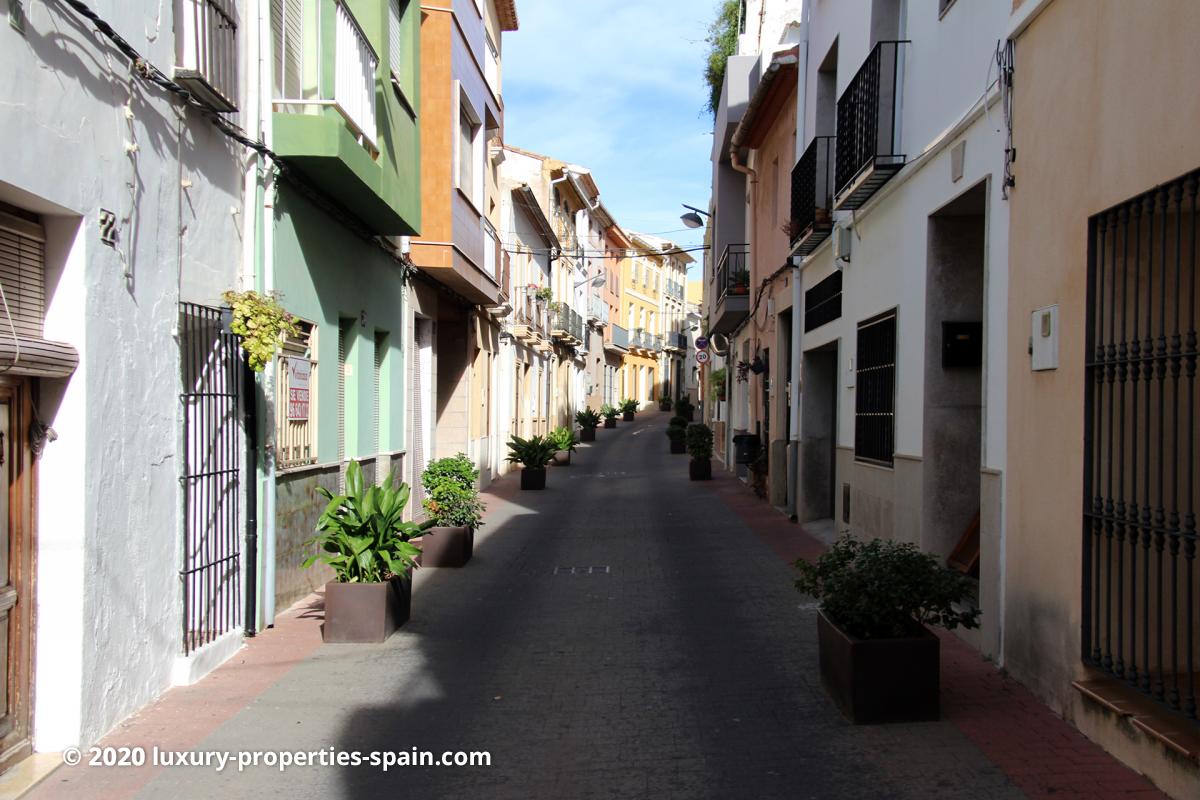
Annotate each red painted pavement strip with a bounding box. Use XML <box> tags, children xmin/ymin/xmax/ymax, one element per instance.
<box><xmin>23</xmin><ymin>471</ymin><xmax>535</xmax><ymax>800</ymax></box>
<box><xmin>704</xmin><ymin>466</ymin><xmax>1167</xmax><ymax>799</ymax></box>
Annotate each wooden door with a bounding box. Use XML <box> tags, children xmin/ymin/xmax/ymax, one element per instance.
<box><xmin>0</xmin><ymin>383</ymin><xmax>33</xmax><ymax>772</ymax></box>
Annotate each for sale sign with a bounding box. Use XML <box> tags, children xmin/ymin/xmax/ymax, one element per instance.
<box><xmin>287</xmin><ymin>358</ymin><xmax>311</xmax><ymax>421</ymax></box>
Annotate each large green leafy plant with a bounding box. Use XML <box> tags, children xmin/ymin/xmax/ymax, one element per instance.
<box><xmin>575</xmin><ymin>407</ymin><xmax>601</xmax><ymax>429</ymax></box>
<box><xmin>600</xmin><ymin>404</ymin><xmax>619</xmax><ymax>421</ymax></box>
<box><xmin>794</xmin><ymin>536</ymin><xmax>981</xmax><ymax>640</ymax></box>
<box><xmin>506</xmin><ymin>435</ymin><xmax>556</xmax><ymax>468</ymax></box>
<box><xmin>685</xmin><ymin>423</ymin><xmax>713</xmax><ymax>461</ymax></box>
<box><xmin>549</xmin><ymin>426</ymin><xmax>578</xmax><ymax>453</ymax></box>
<box><xmin>421</xmin><ymin>453</ymin><xmax>485</xmax><ymax>529</ymax></box>
<box><xmin>223</xmin><ymin>289</ymin><xmax>299</xmax><ymax>372</ymax></box>
<box><xmin>303</xmin><ymin>462</ymin><xmax>422</xmax><ymax>583</ymax></box>
<box><xmin>619</xmin><ymin>398</ymin><xmax>638</xmax><ymax>414</ymax></box>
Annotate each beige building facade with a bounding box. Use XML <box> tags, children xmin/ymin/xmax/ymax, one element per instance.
<box><xmin>1005</xmin><ymin>1</ymin><xmax>1200</xmax><ymax>795</ymax></box>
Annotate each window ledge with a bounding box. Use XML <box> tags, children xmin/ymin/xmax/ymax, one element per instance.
<box><xmin>1073</xmin><ymin>674</ymin><xmax>1200</xmax><ymax>762</ymax></box>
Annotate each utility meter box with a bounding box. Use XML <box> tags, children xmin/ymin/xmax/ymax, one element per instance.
<box><xmin>1031</xmin><ymin>304</ymin><xmax>1059</xmax><ymax>371</ymax></box>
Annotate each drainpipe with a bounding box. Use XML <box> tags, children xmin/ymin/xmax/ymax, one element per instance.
<box><xmin>255</xmin><ymin>0</ymin><xmax>278</xmax><ymax>629</ymax></box>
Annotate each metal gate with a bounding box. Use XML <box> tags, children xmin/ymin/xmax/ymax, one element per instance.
<box><xmin>180</xmin><ymin>303</ymin><xmax>245</xmax><ymax>654</ymax></box>
<box><xmin>1083</xmin><ymin>168</ymin><xmax>1198</xmax><ymax>724</ymax></box>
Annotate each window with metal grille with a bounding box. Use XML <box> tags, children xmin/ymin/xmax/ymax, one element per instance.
<box><xmin>374</xmin><ymin>330</ymin><xmax>388</xmax><ymax>456</ymax></box>
<box><xmin>854</xmin><ymin>310</ymin><xmax>896</xmax><ymax>466</ymax></box>
<box><xmin>276</xmin><ymin>319</ymin><xmax>317</xmax><ymax>469</ymax></box>
<box><xmin>337</xmin><ymin>318</ymin><xmax>352</xmax><ymax>478</ymax></box>
<box><xmin>1083</xmin><ymin>168</ymin><xmax>1198</xmax><ymax>724</ymax></box>
<box><xmin>805</xmin><ymin>271</ymin><xmax>843</xmax><ymax>332</ymax></box>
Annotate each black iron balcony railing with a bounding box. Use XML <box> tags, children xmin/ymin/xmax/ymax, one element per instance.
<box><xmin>790</xmin><ymin>136</ymin><xmax>836</xmax><ymax>256</ymax></box>
<box><xmin>716</xmin><ymin>244</ymin><xmax>751</xmax><ymax>304</ymax></box>
<box><xmin>834</xmin><ymin>40</ymin><xmax>908</xmax><ymax>210</ymax></box>
<box><xmin>571</xmin><ymin>308</ymin><xmax>584</xmax><ymax>343</ymax></box>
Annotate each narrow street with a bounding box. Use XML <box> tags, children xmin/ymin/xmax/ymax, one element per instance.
<box><xmin>28</xmin><ymin>414</ymin><xmax>1158</xmax><ymax>800</ymax></box>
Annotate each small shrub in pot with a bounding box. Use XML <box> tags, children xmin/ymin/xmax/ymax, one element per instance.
<box><xmin>575</xmin><ymin>407</ymin><xmax>601</xmax><ymax>441</ymax></box>
<box><xmin>506</xmin><ymin>435</ymin><xmax>556</xmax><ymax>489</ymax></box>
<box><xmin>419</xmin><ymin>453</ymin><xmax>484</xmax><ymax>567</ymax></box>
<box><xmin>548</xmin><ymin>426</ymin><xmax>578</xmax><ymax>466</ymax></box>
<box><xmin>685</xmin><ymin>423</ymin><xmax>713</xmax><ymax>480</ymax></box>
<box><xmin>601</xmin><ymin>403</ymin><xmax>619</xmax><ymax>428</ymax></box>
<box><xmin>619</xmin><ymin>398</ymin><xmax>638</xmax><ymax>421</ymax></box>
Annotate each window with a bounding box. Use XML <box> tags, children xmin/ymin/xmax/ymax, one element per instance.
<box><xmin>276</xmin><ymin>319</ymin><xmax>318</xmax><ymax>469</ymax></box>
<box><xmin>804</xmin><ymin>271</ymin><xmax>843</xmax><ymax>332</ymax></box>
<box><xmin>854</xmin><ymin>310</ymin><xmax>896</xmax><ymax>466</ymax></box>
<box><xmin>457</xmin><ymin>88</ymin><xmax>483</xmax><ymax>207</ymax></box>
<box><xmin>271</xmin><ymin>0</ymin><xmax>303</xmax><ymax>99</ymax></box>
<box><xmin>388</xmin><ymin>0</ymin><xmax>417</xmax><ymax>103</ymax></box>
<box><xmin>484</xmin><ymin>29</ymin><xmax>499</xmax><ymax>93</ymax></box>
<box><xmin>177</xmin><ymin>0</ymin><xmax>239</xmax><ymax>111</ymax></box>
<box><xmin>373</xmin><ymin>331</ymin><xmax>388</xmax><ymax>455</ymax></box>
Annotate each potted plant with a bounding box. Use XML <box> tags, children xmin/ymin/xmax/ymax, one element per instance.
<box><xmin>548</xmin><ymin>426</ymin><xmax>578</xmax><ymax>466</ymax></box>
<box><xmin>506</xmin><ymin>435</ymin><xmax>556</xmax><ymax>489</ymax></box>
<box><xmin>666</xmin><ymin>416</ymin><xmax>688</xmax><ymax>454</ymax></box>
<box><xmin>685</xmin><ymin>423</ymin><xmax>713</xmax><ymax>480</ymax></box>
<box><xmin>673</xmin><ymin>397</ymin><xmax>695</xmax><ymax>422</ymax></box>
<box><xmin>794</xmin><ymin>536</ymin><xmax>981</xmax><ymax>724</ymax></box>
<box><xmin>535</xmin><ymin>287</ymin><xmax>553</xmax><ymax>303</ymax></box>
<box><xmin>619</xmin><ymin>398</ymin><xmax>638</xmax><ymax>421</ymax></box>
<box><xmin>418</xmin><ymin>454</ymin><xmax>483</xmax><ymax>568</ymax></box>
<box><xmin>601</xmin><ymin>404</ymin><xmax>618</xmax><ymax>428</ymax></box>
<box><xmin>729</xmin><ymin>269</ymin><xmax>750</xmax><ymax>295</ymax></box>
<box><xmin>575</xmin><ymin>407</ymin><xmax>601</xmax><ymax>441</ymax></box>
<box><xmin>302</xmin><ymin>462</ymin><xmax>422</xmax><ymax>643</ymax></box>
<box><xmin>658</xmin><ymin>397</ymin><xmax>673</xmax><ymax>412</ymax></box>
<box><xmin>709</xmin><ymin>367</ymin><xmax>727</xmax><ymax>403</ymax></box>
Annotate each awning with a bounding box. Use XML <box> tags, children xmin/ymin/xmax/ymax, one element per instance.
<box><xmin>0</xmin><ymin>336</ymin><xmax>79</xmax><ymax>379</ymax></box>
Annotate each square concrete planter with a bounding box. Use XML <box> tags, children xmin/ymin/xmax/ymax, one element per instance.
<box><xmin>520</xmin><ymin>466</ymin><xmax>547</xmax><ymax>490</ymax></box>
<box><xmin>669</xmin><ymin>439</ymin><xmax>686</xmax><ymax>454</ymax></box>
<box><xmin>323</xmin><ymin>575</ymin><xmax>411</xmax><ymax>643</ymax></box>
<box><xmin>816</xmin><ymin>609</ymin><xmax>939</xmax><ymax>724</ymax></box>
<box><xmin>622</xmin><ymin>411</ymin><xmax>635</xmax><ymax>421</ymax></box>
<box><xmin>688</xmin><ymin>458</ymin><xmax>711</xmax><ymax>480</ymax></box>
<box><xmin>580</xmin><ymin>427</ymin><xmax>596</xmax><ymax>442</ymax></box>
<box><xmin>552</xmin><ymin>450</ymin><xmax>571</xmax><ymax>466</ymax></box>
<box><xmin>604</xmin><ymin>418</ymin><xmax>617</xmax><ymax>428</ymax></box>
<box><xmin>417</xmin><ymin>526</ymin><xmax>473</xmax><ymax>568</ymax></box>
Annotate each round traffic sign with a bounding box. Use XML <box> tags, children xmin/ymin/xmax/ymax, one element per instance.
<box><xmin>695</xmin><ymin>336</ymin><xmax>709</xmax><ymax>350</ymax></box>
<box><xmin>695</xmin><ymin>350</ymin><xmax>711</xmax><ymax>365</ymax></box>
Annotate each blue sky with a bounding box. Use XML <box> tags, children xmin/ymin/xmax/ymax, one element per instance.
<box><xmin>501</xmin><ymin>0</ymin><xmax>717</xmax><ymax>277</ymax></box>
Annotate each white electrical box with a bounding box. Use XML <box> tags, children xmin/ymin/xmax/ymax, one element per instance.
<box><xmin>1031</xmin><ymin>304</ymin><xmax>1059</xmax><ymax>371</ymax></box>
<box><xmin>832</xmin><ymin>224</ymin><xmax>852</xmax><ymax>264</ymax></box>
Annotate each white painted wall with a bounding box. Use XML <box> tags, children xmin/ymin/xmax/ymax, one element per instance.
<box><xmin>798</xmin><ymin>0</ymin><xmax>1010</xmax><ymax>469</ymax></box>
<box><xmin>0</xmin><ymin>0</ymin><xmax>244</xmax><ymax>749</ymax></box>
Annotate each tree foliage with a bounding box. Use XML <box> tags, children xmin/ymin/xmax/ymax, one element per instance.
<box><xmin>704</xmin><ymin>0</ymin><xmax>741</xmax><ymax>116</ymax></box>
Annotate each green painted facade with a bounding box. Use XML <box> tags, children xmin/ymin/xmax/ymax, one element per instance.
<box><xmin>272</xmin><ymin>0</ymin><xmax>421</xmax><ymax>235</ymax></box>
<box><xmin>269</xmin><ymin>0</ymin><xmax>421</xmax><ymax>466</ymax></box>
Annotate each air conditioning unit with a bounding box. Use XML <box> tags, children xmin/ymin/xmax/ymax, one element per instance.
<box><xmin>832</xmin><ymin>223</ymin><xmax>852</xmax><ymax>266</ymax></box>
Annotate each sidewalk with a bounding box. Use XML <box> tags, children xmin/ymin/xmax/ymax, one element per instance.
<box><xmin>18</xmin><ymin>412</ymin><xmax>1169</xmax><ymax>799</ymax></box>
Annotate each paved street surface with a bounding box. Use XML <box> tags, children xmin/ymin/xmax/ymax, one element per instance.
<box><xmin>29</xmin><ymin>412</ymin><xmax>1164</xmax><ymax>800</ymax></box>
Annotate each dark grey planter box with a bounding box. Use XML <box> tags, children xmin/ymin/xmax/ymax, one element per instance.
<box><xmin>669</xmin><ymin>439</ymin><xmax>686</xmax><ymax>454</ymax></box>
<box><xmin>521</xmin><ymin>466</ymin><xmax>547</xmax><ymax>490</ymax></box>
<box><xmin>816</xmin><ymin>609</ymin><xmax>940</xmax><ymax>724</ymax></box>
<box><xmin>323</xmin><ymin>575</ymin><xmax>411</xmax><ymax>643</ymax></box>
<box><xmin>552</xmin><ymin>450</ymin><xmax>571</xmax><ymax>466</ymax></box>
<box><xmin>622</xmin><ymin>411</ymin><xmax>635</xmax><ymax>421</ymax></box>
<box><xmin>417</xmin><ymin>526</ymin><xmax>472</xmax><ymax>568</ymax></box>
<box><xmin>688</xmin><ymin>458</ymin><xmax>712</xmax><ymax>480</ymax></box>
<box><xmin>604</xmin><ymin>418</ymin><xmax>617</xmax><ymax>428</ymax></box>
<box><xmin>580</xmin><ymin>427</ymin><xmax>596</xmax><ymax>442</ymax></box>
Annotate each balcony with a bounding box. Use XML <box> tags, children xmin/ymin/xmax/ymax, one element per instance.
<box><xmin>833</xmin><ymin>41</ymin><xmax>909</xmax><ymax>211</ymax></box>
<box><xmin>709</xmin><ymin>243</ymin><xmax>750</xmax><ymax>335</ymax></box>
<box><xmin>630</xmin><ymin>329</ymin><xmax>662</xmax><ymax>355</ymax></box>
<box><xmin>272</xmin><ymin>0</ymin><xmax>418</xmax><ymax>236</ymax></box>
<box><xmin>551</xmin><ymin>305</ymin><xmax>584</xmax><ymax>348</ymax></box>
<box><xmin>176</xmin><ymin>0</ymin><xmax>239</xmax><ymax>111</ymax></box>
<box><xmin>511</xmin><ymin>294</ymin><xmax>549</xmax><ymax>344</ymax></box>
<box><xmin>606</xmin><ymin>324</ymin><xmax>630</xmax><ymax>354</ymax></box>
<box><xmin>588</xmin><ymin>296</ymin><xmax>609</xmax><ymax>328</ymax></box>
<box><xmin>790</xmin><ymin>136</ymin><xmax>836</xmax><ymax>257</ymax></box>
<box><xmin>664</xmin><ymin>331</ymin><xmax>688</xmax><ymax>353</ymax></box>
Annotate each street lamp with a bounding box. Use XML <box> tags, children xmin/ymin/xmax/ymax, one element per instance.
<box><xmin>680</xmin><ymin>204</ymin><xmax>711</xmax><ymax>229</ymax></box>
<box><xmin>574</xmin><ymin>274</ymin><xmax>605</xmax><ymax>289</ymax></box>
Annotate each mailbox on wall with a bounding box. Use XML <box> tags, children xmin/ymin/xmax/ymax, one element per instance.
<box><xmin>942</xmin><ymin>321</ymin><xmax>983</xmax><ymax>368</ymax></box>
